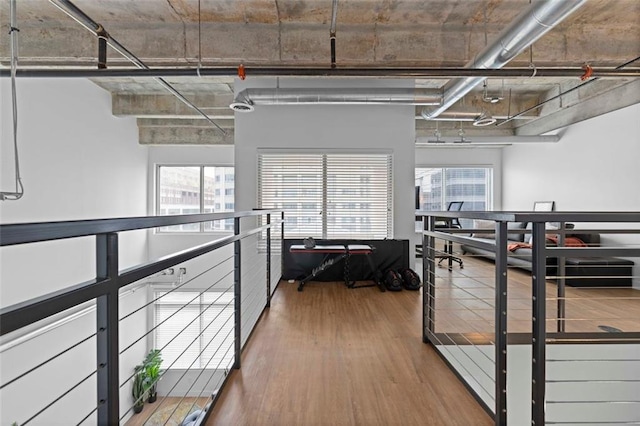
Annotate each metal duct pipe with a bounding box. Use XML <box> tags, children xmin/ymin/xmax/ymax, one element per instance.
<box><xmin>422</xmin><ymin>0</ymin><xmax>587</xmax><ymax>120</ymax></box>
<box><xmin>421</xmin><ymin>108</ymin><xmax>497</xmax><ymax>126</ymax></box>
<box><xmin>230</xmin><ymin>88</ymin><xmax>443</xmax><ymax>111</ymax></box>
<box><xmin>426</xmin><ymin>109</ymin><xmax>482</xmax><ymax>122</ymax></box>
<box><xmin>48</xmin><ymin>0</ymin><xmax>226</xmax><ymax>134</ymax></box>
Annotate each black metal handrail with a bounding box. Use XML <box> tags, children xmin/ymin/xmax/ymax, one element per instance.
<box><xmin>417</xmin><ymin>211</ymin><xmax>640</xmax><ymax>426</ymax></box>
<box><xmin>0</xmin><ymin>209</ymin><xmax>282</xmax><ymax>246</ymax></box>
<box><xmin>0</xmin><ymin>210</ymin><xmax>284</xmax><ymax>426</ymax></box>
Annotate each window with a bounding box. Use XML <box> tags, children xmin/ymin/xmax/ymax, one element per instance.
<box><xmin>415</xmin><ymin>167</ymin><xmax>493</xmax><ymax>228</ymax></box>
<box><xmin>154</xmin><ymin>291</ymin><xmax>234</xmax><ymax>370</ymax></box>
<box><xmin>258</xmin><ymin>153</ymin><xmax>393</xmax><ymax>239</ymax></box>
<box><xmin>157</xmin><ymin>166</ymin><xmax>234</xmax><ymax>232</ymax></box>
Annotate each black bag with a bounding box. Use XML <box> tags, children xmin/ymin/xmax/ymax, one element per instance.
<box><xmin>384</xmin><ymin>269</ymin><xmax>403</xmax><ymax>291</ymax></box>
<box><xmin>398</xmin><ymin>268</ymin><xmax>421</xmax><ymax>290</ymax></box>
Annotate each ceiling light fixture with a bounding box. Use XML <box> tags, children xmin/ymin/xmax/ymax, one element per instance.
<box><xmin>455</xmin><ymin>126</ymin><xmax>470</xmax><ymax>143</ymax></box>
<box><xmin>229</xmin><ymin>101</ymin><xmax>255</xmax><ymax>112</ymax></box>
<box><xmin>426</xmin><ymin>123</ymin><xmax>445</xmax><ymax>144</ymax></box>
<box><xmin>482</xmin><ymin>81</ymin><xmax>504</xmax><ymax>104</ymax></box>
<box><xmin>473</xmin><ymin>110</ymin><xmax>497</xmax><ymax>127</ymax></box>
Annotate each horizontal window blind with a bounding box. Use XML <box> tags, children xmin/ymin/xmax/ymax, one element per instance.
<box><xmin>258</xmin><ymin>153</ymin><xmax>392</xmax><ymax>239</ymax></box>
<box><xmin>155</xmin><ymin>291</ymin><xmax>234</xmax><ymax>370</ymax></box>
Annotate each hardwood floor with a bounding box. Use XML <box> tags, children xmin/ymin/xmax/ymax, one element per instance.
<box><xmin>204</xmin><ymin>254</ymin><xmax>637</xmax><ymax>425</ymax></box>
<box><xmin>207</xmin><ymin>279</ymin><xmax>493</xmax><ymax>426</ymax></box>
<box><xmin>431</xmin><ymin>254</ymin><xmax>640</xmax><ymax>336</ymax></box>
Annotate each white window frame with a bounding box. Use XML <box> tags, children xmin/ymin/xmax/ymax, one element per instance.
<box><xmin>415</xmin><ymin>166</ymin><xmax>493</xmax><ymax>228</ymax></box>
<box><xmin>155</xmin><ymin>164</ymin><xmax>234</xmax><ymax>233</ymax></box>
<box><xmin>258</xmin><ymin>151</ymin><xmax>393</xmax><ymax>239</ymax></box>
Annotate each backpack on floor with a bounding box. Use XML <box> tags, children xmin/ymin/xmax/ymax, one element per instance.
<box><xmin>398</xmin><ymin>268</ymin><xmax>421</xmax><ymax>290</ymax></box>
<box><xmin>384</xmin><ymin>269</ymin><xmax>403</xmax><ymax>291</ymax></box>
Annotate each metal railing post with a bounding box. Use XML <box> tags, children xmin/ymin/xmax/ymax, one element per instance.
<box><xmin>234</xmin><ymin>217</ymin><xmax>242</xmax><ymax>369</ymax></box>
<box><xmin>423</xmin><ymin>215</ymin><xmax>436</xmax><ymax>343</ymax></box>
<box><xmin>281</xmin><ymin>211</ymin><xmax>285</xmax><ymax>275</ymax></box>
<box><xmin>494</xmin><ymin>221</ymin><xmax>508</xmax><ymax>425</ymax></box>
<box><xmin>266</xmin><ymin>213</ymin><xmax>271</xmax><ymax>308</ymax></box>
<box><xmin>531</xmin><ymin>221</ymin><xmax>547</xmax><ymax>425</ymax></box>
<box><xmin>557</xmin><ymin>221</ymin><xmax>566</xmax><ymax>333</ymax></box>
<box><xmin>96</xmin><ymin>233</ymin><xmax>119</xmax><ymax>426</ymax></box>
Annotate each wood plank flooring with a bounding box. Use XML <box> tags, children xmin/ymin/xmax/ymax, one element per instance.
<box><xmin>207</xmin><ymin>279</ymin><xmax>493</xmax><ymax>426</ymax></box>
<box><xmin>432</xmin><ymin>254</ymin><xmax>640</xmax><ymax>336</ymax></box>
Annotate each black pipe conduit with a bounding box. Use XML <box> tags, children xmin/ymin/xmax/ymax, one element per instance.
<box><xmin>48</xmin><ymin>0</ymin><xmax>227</xmax><ymax>134</ymax></box>
<box><xmin>1</xmin><ymin>66</ymin><xmax>638</xmax><ymax>79</ymax></box>
<box><xmin>330</xmin><ymin>0</ymin><xmax>338</xmax><ymax>69</ymax></box>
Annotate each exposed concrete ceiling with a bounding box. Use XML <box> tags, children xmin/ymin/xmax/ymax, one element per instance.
<box><xmin>1</xmin><ymin>0</ymin><xmax>639</xmax><ymax>145</ymax></box>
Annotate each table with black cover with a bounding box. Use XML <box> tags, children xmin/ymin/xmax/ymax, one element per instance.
<box><xmin>289</xmin><ymin>244</ymin><xmax>385</xmax><ymax>292</ymax></box>
<box><xmin>284</xmin><ymin>239</ymin><xmax>409</xmax><ymax>287</ymax></box>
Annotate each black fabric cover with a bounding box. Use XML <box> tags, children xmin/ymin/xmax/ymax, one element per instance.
<box><xmin>282</xmin><ymin>239</ymin><xmax>409</xmax><ymax>281</ymax></box>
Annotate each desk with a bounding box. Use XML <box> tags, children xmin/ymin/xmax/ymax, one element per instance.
<box><xmin>289</xmin><ymin>244</ymin><xmax>384</xmax><ymax>292</ymax></box>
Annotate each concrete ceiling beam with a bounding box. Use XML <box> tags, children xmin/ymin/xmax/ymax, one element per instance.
<box><xmin>515</xmin><ymin>79</ymin><xmax>640</xmax><ymax>136</ymax></box>
<box><xmin>112</xmin><ymin>93</ymin><xmax>235</xmax><ymax>118</ymax></box>
<box><xmin>138</xmin><ymin>126</ymin><xmax>234</xmax><ymax>145</ymax></box>
<box><xmin>6</xmin><ymin>22</ymin><xmax>637</xmax><ymax>67</ymax></box>
<box><xmin>3</xmin><ymin>1</ymin><xmax>638</xmax><ymax>68</ymax></box>
<box><xmin>137</xmin><ymin>118</ymin><xmax>235</xmax><ymax>129</ymax></box>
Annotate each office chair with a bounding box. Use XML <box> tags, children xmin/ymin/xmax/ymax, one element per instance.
<box><xmin>436</xmin><ymin>201</ymin><xmax>464</xmax><ymax>270</ymax></box>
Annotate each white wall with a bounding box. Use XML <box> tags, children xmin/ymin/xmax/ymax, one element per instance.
<box><xmin>234</xmin><ymin>77</ymin><xmax>416</xmax><ymax>244</ymax></box>
<box><xmin>502</xmin><ymin>104</ymin><xmax>640</xmax><ymax>287</ymax></box>
<box><xmin>0</xmin><ymin>78</ymin><xmax>148</xmax><ymax>306</ymax></box>
<box><xmin>503</xmin><ymin>104</ymin><xmax>640</xmax><ymax>211</ymax></box>
<box><xmin>0</xmin><ymin>78</ymin><xmax>149</xmax><ymax>424</ymax></box>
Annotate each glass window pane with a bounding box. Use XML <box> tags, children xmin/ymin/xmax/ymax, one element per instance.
<box><xmin>258</xmin><ymin>155</ymin><xmax>324</xmax><ymax>239</ymax></box>
<box><xmin>158</xmin><ymin>166</ymin><xmax>201</xmax><ymax>232</ymax></box>
<box><xmin>204</xmin><ymin>167</ymin><xmax>235</xmax><ymax>232</ymax></box>
<box><xmin>415</xmin><ymin>167</ymin><xmax>493</xmax><ymax>229</ymax></box>
<box><xmin>258</xmin><ymin>154</ymin><xmax>392</xmax><ymax>239</ymax></box>
<box><xmin>326</xmin><ymin>154</ymin><xmax>392</xmax><ymax>239</ymax></box>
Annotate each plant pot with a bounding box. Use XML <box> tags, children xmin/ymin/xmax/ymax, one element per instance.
<box><xmin>134</xmin><ymin>403</ymin><xmax>144</xmax><ymax>414</ymax></box>
<box><xmin>148</xmin><ymin>392</ymin><xmax>157</xmax><ymax>403</ymax></box>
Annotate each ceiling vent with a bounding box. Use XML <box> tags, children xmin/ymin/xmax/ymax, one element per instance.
<box><xmin>229</xmin><ymin>101</ymin><xmax>255</xmax><ymax>112</ymax></box>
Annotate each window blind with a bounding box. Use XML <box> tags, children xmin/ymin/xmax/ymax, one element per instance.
<box><xmin>154</xmin><ymin>291</ymin><xmax>234</xmax><ymax>370</ymax></box>
<box><xmin>258</xmin><ymin>153</ymin><xmax>393</xmax><ymax>239</ymax></box>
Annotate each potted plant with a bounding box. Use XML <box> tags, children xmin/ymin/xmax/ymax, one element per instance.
<box><xmin>143</xmin><ymin>349</ymin><xmax>163</xmax><ymax>403</ymax></box>
<box><xmin>132</xmin><ymin>365</ymin><xmax>147</xmax><ymax>414</ymax></box>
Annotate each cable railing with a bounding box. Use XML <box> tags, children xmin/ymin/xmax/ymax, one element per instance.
<box><xmin>417</xmin><ymin>211</ymin><xmax>640</xmax><ymax>426</ymax></box>
<box><xmin>0</xmin><ymin>210</ymin><xmax>283</xmax><ymax>426</ymax></box>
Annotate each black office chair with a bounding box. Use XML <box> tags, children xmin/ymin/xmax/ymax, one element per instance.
<box><xmin>436</xmin><ymin>201</ymin><xmax>464</xmax><ymax>270</ymax></box>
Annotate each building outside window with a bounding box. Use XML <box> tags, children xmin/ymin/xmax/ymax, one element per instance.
<box><xmin>415</xmin><ymin>167</ymin><xmax>493</xmax><ymax>228</ymax></box>
<box><xmin>157</xmin><ymin>166</ymin><xmax>234</xmax><ymax>232</ymax></box>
